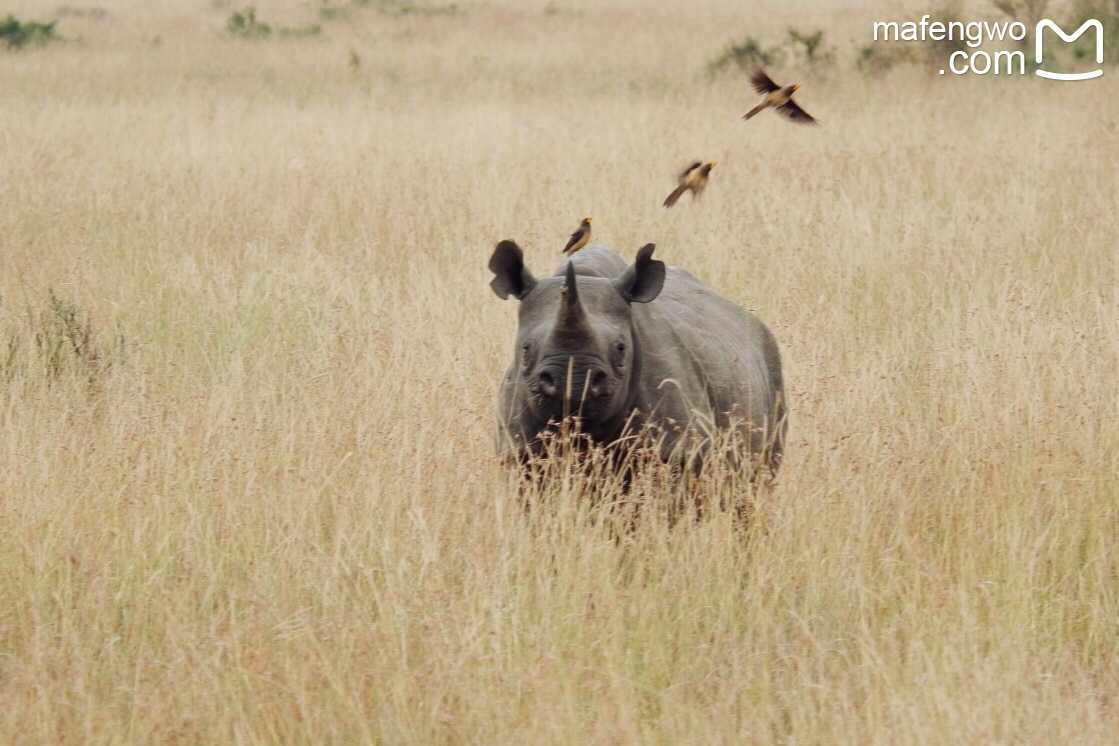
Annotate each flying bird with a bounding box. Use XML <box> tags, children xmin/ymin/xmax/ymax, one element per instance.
<box><xmin>663</xmin><ymin>161</ymin><xmax>716</xmax><ymax>208</ymax></box>
<box><xmin>742</xmin><ymin>67</ymin><xmax>818</xmax><ymax>125</ymax></box>
<box><xmin>562</xmin><ymin>216</ymin><xmax>593</xmax><ymax>254</ymax></box>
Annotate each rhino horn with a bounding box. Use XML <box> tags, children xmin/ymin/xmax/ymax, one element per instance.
<box><xmin>553</xmin><ymin>261</ymin><xmax>593</xmax><ymax>340</ymax></box>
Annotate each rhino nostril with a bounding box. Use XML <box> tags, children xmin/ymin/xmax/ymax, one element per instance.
<box><xmin>538</xmin><ymin>370</ymin><xmax>559</xmax><ymax>398</ymax></box>
<box><xmin>586</xmin><ymin>369</ymin><xmax>609</xmax><ymax>399</ymax></box>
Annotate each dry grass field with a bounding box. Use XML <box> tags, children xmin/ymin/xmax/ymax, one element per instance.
<box><xmin>2</xmin><ymin>0</ymin><xmax>1117</xmax><ymax>742</ymax></box>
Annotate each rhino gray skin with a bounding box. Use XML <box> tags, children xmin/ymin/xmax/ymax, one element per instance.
<box><xmin>489</xmin><ymin>241</ymin><xmax>786</xmax><ymax>474</ymax></box>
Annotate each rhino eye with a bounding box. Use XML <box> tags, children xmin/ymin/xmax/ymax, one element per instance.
<box><xmin>612</xmin><ymin>342</ymin><xmax>627</xmax><ymax>368</ymax></box>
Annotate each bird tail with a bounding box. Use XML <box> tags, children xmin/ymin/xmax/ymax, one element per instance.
<box><xmin>663</xmin><ymin>186</ymin><xmax>687</xmax><ymax>208</ymax></box>
<box><xmin>743</xmin><ymin>103</ymin><xmax>767</xmax><ymax>120</ymax></box>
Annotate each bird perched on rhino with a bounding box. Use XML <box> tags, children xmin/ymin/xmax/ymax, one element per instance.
<box><xmin>663</xmin><ymin>161</ymin><xmax>716</xmax><ymax>208</ymax></box>
<box><xmin>742</xmin><ymin>66</ymin><xmax>818</xmax><ymax>125</ymax></box>
<box><xmin>562</xmin><ymin>217</ymin><xmax>593</xmax><ymax>255</ymax></box>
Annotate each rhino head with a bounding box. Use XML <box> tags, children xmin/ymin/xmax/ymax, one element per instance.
<box><xmin>489</xmin><ymin>241</ymin><xmax>666</xmax><ymax>438</ymax></box>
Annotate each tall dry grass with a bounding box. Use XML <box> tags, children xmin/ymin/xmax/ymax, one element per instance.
<box><xmin>1</xmin><ymin>0</ymin><xmax>1117</xmax><ymax>742</ymax></box>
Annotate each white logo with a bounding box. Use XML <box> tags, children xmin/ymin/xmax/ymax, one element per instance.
<box><xmin>1036</xmin><ymin>19</ymin><xmax>1104</xmax><ymax>80</ymax></box>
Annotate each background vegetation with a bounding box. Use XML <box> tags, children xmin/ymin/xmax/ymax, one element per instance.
<box><xmin>1</xmin><ymin>0</ymin><xmax>1116</xmax><ymax>742</ymax></box>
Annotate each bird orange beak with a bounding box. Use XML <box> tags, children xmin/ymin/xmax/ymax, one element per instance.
<box><xmin>792</xmin><ymin>84</ymin><xmax>802</xmax><ymax>92</ymax></box>
<box><xmin>586</xmin><ymin>217</ymin><xmax>593</xmax><ymax>222</ymax></box>
<box><xmin>711</xmin><ymin>162</ymin><xmax>718</xmax><ymax>168</ymax></box>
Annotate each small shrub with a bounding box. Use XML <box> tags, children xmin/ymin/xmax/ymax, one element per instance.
<box><xmin>856</xmin><ymin>2</ymin><xmax>970</xmax><ymax>75</ymax></box>
<box><xmin>855</xmin><ymin>42</ymin><xmax>921</xmax><ymax>74</ymax></box>
<box><xmin>275</xmin><ymin>23</ymin><xmax>321</xmax><ymax>38</ymax></box>
<box><xmin>1066</xmin><ymin>0</ymin><xmax>1119</xmax><ymax>65</ymax></box>
<box><xmin>226</xmin><ymin>6</ymin><xmax>322</xmax><ymax>39</ymax></box>
<box><xmin>0</xmin><ymin>15</ymin><xmax>57</xmax><ymax>50</ymax></box>
<box><xmin>319</xmin><ymin>2</ymin><xmax>351</xmax><ymax>22</ymax></box>
<box><xmin>226</xmin><ymin>6</ymin><xmax>271</xmax><ymax>38</ymax></box>
<box><xmin>706</xmin><ymin>36</ymin><xmax>784</xmax><ymax>78</ymax></box>
<box><xmin>352</xmin><ymin>0</ymin><xmax>463</xmax><ymax>16</ymax></box>
<box><xmin>707</xmin><ymin>28</ymin><xmax>834</xmax><ymax>79</ymax></box>
<box><xmin>37</xmin><ymin>293</ymin><xmax>104</xmax><ymax>382</ymax></box>
<box><xmin>787</xmin><ymin>28</ymin><xmax>830</xmax><ymax>65</ymax></box>
<box><xmin>0</xmin><ymin>291</ymin><xmax>126</xmax><ymax>389</ymax></box>
<box><xmin>992</xmin><ymin>0</ymin><xmax>1051</xmax><ymax>28</ymax></box>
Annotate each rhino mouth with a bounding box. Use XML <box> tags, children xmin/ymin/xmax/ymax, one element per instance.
<box><xmin>529</xmin><ymin>394</ymin><xmax>613</xmax><ymax>427</ymax></box>
<box><xmin>527</xmin><ymin>358</ymin><xmax>616</xmax><ymax>425</ymax></box>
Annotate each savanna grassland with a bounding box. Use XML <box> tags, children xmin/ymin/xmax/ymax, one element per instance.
<box><xmin>2</xmin><ymin>0</ymin><xmax>1118</xmax><ymax>742</ymax></box>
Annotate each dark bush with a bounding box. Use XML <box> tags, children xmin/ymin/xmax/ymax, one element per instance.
<box><xmin>0</xmin><ymin>15</ymin><xmax>57</xmax><ymax>49</ymax></box>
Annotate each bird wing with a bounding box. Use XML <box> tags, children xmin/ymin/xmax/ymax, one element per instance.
<box><xmin>563</xmin><ymin>230</ymin><xmax>583</xmax><ymax>252</ymax></box>
<box><xmin>678</xmin><ymin>162</ymin><xmax>702</xmax><ymax>179</ymax></box>
<box><xmin>776</xmin><ymin>98</ymin><xmax>818</xmax><ymax>125</ymax></box>
<box><xmin>748</xmin><ymin>67</ymin><xmax>780</xmax><ymax>95</ymax></box>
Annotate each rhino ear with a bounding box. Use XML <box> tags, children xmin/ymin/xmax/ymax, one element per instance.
<box><xmin>488</xmin><ymin>240</ymin><xmax>538</xmax><ymax>300</ymax></box>
<box><xmin>614</xmin><ymin>243</ymin><xmax>665</xmax><ymax>304</ymax></box>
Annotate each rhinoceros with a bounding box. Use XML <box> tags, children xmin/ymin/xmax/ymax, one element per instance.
<box><xmin>488</xmin><ymin>241</ymin><xmax>786</xmax><ymax>476</ymax></box>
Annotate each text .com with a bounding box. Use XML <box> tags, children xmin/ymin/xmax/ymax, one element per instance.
<box><xmin>872</xmin><ymin>17</ymin><xmax>1104</xmax><ymax>79</ymax></box>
